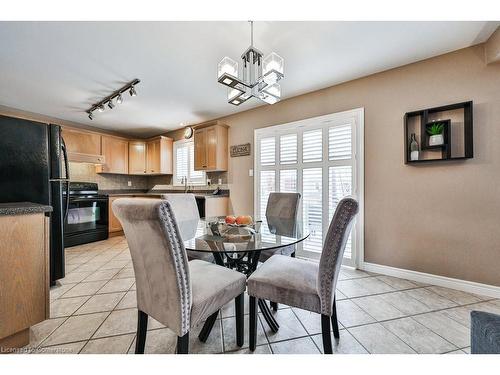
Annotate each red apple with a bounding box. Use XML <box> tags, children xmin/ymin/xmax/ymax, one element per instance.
<box><xmin>225</xmin><ymin>215</ymin><xmax>236</xmax><ymax>224</ymax></box>
<box><xmin>236</xmin><ymin>215</ymin><xmax>253</xmax><ymax>225</ymax></box>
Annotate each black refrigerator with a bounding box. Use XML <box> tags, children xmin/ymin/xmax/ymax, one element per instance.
<box><xmin>0</xmin><ymin>114</ymin><xmax>69</xmax><ymax>285</ymax></box>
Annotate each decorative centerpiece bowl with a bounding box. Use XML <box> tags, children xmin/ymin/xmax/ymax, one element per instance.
<box><xmin>207</xmin><ymin>215</ymin><xmax>261</xmax><ymax>240</ymax></box>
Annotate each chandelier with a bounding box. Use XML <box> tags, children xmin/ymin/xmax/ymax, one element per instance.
<box><xmin>217</xmin><ymin>21</ymin><xmax>284</xmax><ymax>106</ymax></box>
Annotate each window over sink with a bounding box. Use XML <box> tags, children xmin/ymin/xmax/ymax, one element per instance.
<box><xmin>173</xmin><ymin>139</ymin><xmax>206</xmax><ymax>186</ymax></box>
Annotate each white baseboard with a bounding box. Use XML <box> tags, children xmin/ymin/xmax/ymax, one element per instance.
<box><xmin>359</xmin><ymin>261</ymin><xmax>500</xmax><ymax>299</ymax></box>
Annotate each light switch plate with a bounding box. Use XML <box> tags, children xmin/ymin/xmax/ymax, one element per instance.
<box><xmin>249</xmin><ymin>169</ymin><xmax>254</xmax><ymax>177</ymax></box>
<box><xmin>127</xmin><ymin>181</ymin><xmax>132</xmax><ymax>187</ymax></box>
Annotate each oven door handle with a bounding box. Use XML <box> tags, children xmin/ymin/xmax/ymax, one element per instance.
<box><xmin>69</xmin><ymin>198</ymin><xmax>109</xmax><ymax>203</ymax></box>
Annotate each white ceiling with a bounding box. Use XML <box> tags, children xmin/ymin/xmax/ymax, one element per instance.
<box><xmin>0</xmin><ymin>21</ymin><xmax>497</xmax><ymax>137</ymax></box>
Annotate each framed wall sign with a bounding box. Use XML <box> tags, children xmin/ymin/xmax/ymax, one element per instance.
<box><xmin>230</xmin><ymin>143</ymin><xmax>251</xmax><ymax>157</ymax></box>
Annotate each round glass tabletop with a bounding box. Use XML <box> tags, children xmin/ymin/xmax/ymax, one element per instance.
<box><xmin>184</xmin><ymin>216</ymin><xmax>309</xmax><ymax>253</ymax></box>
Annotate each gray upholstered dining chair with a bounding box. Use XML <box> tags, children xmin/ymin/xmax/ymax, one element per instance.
<box><xmin>260</xmin><ymin>192</ymin><xmax>301</xmax><ymax>262</ymax></box>
<box><xmin>161</xmin><ymin>193</ymin><xmax>213</xmax><ymax>262</ymax></box>
<box><xmin>113</xmin><ymin>198</ymin><xmax>246</xmax><ymax>354</ymax></box>
<box><xmin>260</xmin><ymin>192</ymin><xmax>301</xmax><ymax>311</ymax></box>
<box><xmin>247</xmin><ymin>197</ymin><xmax>359</xmax><ymax>354</ymax></box>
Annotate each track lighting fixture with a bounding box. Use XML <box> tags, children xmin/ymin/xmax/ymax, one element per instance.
<box><xmin>85</xmin><ymin>79</ymin><xmax>140</xmax><ymax>120</ymax></box>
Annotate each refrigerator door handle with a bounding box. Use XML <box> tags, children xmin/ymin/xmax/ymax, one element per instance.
<box><xmin>61</xmin><ymin>137</ymin><xmax>71</xmax><ymax>220</ymax></box>
<box><xmin>64</xmin><ymin>180</ymin><xmax>70</xmax><ymax>221</ymax></box>
<box><xmin>61</xmin><ymin>137</ymin><xmax>70</xmax><ymax>180</ymax></box>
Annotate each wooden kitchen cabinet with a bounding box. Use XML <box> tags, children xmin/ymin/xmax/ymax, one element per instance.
<box><xmin>108</xmin><ymin>196</ymin><xmax>129</xmax><ymax>233</ymax></box>
<box><xmin>0</xmin><ymin>212</ymin><xmax>50</xmax><ymax>350</ymax></box>
<box><xmin>129</xmin><ymin>141</ymin><xmax>147</xmax><ymax>175</ymax></box>
<box><xmin>146</xmin><ymin>136</ymin><xmax>173</xmax><ymax>175</ymax></box>
<box><xmin>194</xmin><ymin>123</ymin><xmax>228</xmax><ymax>171</ymax></box>
<box><xmin>97</xmin><ymin>135</ymin><xmax>129</xmax><ymax>174</ymax></box>
<box><xmin>61</xmin><ymin>127</ymin><xmax>104</xmax><ymax>164</ymax></box>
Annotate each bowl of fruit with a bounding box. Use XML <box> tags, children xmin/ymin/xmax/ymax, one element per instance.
<box><xmin>224</xmin><ymin>215</ymin><xmax>253</xmax><ymax>227</ymax></box>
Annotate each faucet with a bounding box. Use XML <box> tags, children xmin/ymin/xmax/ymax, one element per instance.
<box><xmin>183</xmin><ymin>176</ymin><xmax>189</xmax><ymax>193</ymax></box>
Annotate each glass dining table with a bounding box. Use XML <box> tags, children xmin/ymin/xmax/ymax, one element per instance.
<box><xmin>184</xmin><ymin>217</ymin><xmax>309</xmax><ymax>333</ymax></box>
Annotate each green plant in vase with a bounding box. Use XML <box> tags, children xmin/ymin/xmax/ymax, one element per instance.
<box><xmin>426</xmin><ymin>122</ymin><xmax>445</xmax><ymax>146</ymax></box>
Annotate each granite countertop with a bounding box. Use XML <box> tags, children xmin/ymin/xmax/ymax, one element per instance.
<box><xmin>99</xmin><ymin>189</ymin><xmax>229</xmax><ymax>199</ymax></box>
<box><xmin>0</xmin><ymin>202</ymin><xmax>53</xmax><ymax>216</ymax></box>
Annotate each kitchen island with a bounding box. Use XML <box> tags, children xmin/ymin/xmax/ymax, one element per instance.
<box><xmin>0</xmin><ymin>202</ymin><xmax>52</xmax><ymax>351</ymax></box>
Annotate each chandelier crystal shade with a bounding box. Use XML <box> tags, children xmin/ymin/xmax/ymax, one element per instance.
<box><xmin>217</xmin><ymin>21</ymin><xmax>284</xmax><ymax>106</ymax></box>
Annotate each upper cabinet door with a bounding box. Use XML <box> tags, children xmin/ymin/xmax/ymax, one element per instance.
<box><xmin>146</xmin><ymin>136</ymin><xmax>172</xmax><ymax>175</ymax></box>
<box><xmin>194</xmin><ymin>129</ymin><xmax>207</xmax><ymax>170</ymax></box>
<box><xmin>146</xmin><ymin>138</ymin><xmax>161</xmax><ymax>174</ymax></box>
<box><xmin>62</xmin><ymin>128</ymin><xmax>104</xmax><ymax>163</ymax></box>
<box><xmin>194</xmin><ymin>124</ymin><xmax>228</xmax><ymax>171</ymax></box>
<box><xmin>206</xmin><ymin>126</ymin><xmax>218</xmax><ymax>170</ymax></box>
<box><xmin>129</xmin><ymin>141</ymin><xmax>147</xmax><ymax>174</ymax></box>
<box><xmin>100</xmin><ymin>136</ymin><xmax>129</xmax><ymax>174</ymax></box>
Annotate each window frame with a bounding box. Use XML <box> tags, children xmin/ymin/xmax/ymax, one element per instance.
<box><xmin>253</xmin><ymin>108</ymin><xmax>364</xmax><ymax>267</ymax></box>
<box><xmin>173</xmin><ymin>139</ymin><xmax>206</xmax><ymax>186</ymax></box>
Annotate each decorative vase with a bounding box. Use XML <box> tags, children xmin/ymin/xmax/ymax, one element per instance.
<box><xmin>409</xmin><ymin>133</ymin><xmax>419</xmax><ymax>161</ymax></box>
<box><xmin>429</xmin><ymin>134</ymin><xmax>444</xmax><ymax>146</ymax></box>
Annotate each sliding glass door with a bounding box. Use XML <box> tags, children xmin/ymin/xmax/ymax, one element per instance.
<box><xmin>254</xmin><ymin>108</ymin><xmax>363</xmax><ymax>266</ymax></box>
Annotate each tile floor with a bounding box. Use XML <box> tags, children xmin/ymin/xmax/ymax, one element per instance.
<box><xmin>25</xmin><ymin>235</ymin><xmax>500</xmax><ymax>354</ymax></box>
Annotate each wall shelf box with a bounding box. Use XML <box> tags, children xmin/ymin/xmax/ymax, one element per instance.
<box><xmin>404</xmin><ymin>101</ymin><xmax>473</xmax><ymax>164</ymax></box>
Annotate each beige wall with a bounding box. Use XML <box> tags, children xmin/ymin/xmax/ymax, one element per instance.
<box><xmin>173</xmin><ymin>44</ymin><xmax>500</xmax><ymax>286</ymax></box>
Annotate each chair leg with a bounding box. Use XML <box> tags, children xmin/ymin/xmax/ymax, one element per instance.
<box><xmin>235</xmin><ymin>293</ymin><xmax>244</xmax><ymax>347</ymax></box>
<box><xmin>176</xmin><ymin>332</ymin><xmax>189</xmax><ymax>354</ymax></box>
<box><xmin>331</xmin><ymin>297</ymin><xmax>340</xmax><ymax>339</ymax></box>
<box><xmin>249</xmin><ymin>296</ymin><xmax>258</xmax><ymax>351</ymax></box>
<box><xmin>321</xmin><ymin>314</ymin><xmax>333</xmax><ymax>354</ymax></box>
<box><xmin>135</xmin><ymin>310</ymin><xmax>148</xmax><ymax>354</ymax></box>
<box><xmin>198</xmin><ymin>310</ymin><xmax>219</xmax><ymax>343</ymax></box>
<box><xmin>270</xmin><ymin>301</ymin><xmax>278</xmax><ymax>311</ymax></box>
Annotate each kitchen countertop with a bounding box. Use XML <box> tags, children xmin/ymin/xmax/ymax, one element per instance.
<box><xmin>99</xmin><ymin>189</ymin><xmax>229</xmax><ymax>199</ymax></box>
<box><xmin>0</xmin><ymin>202</ymin><xmax>53</xmax><ymax>216</ymax></box>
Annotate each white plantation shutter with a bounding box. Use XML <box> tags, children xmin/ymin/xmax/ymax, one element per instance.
<box><xmin>329</xmin><ymin>166</ymin><xmax>353</xmax><ymax>258</ymax></box>
<box><xmin>303</xmin><ymin>129</ymin><xmax>322</xmax><ymax>163</ymax></box>
<box><xmin>174</xmin><ymin>143</ymin><xmax>189</xmax><ymax>185</ymax></box>
<box><xmin>260</xmin><ymin>137</ymin><xmax>276</xmax><ymax>166</ymax></box>
<box><xmin>255</xmin><ymin>110</ymin><xmax>361</xmax><ymax>264</ymax></box>
<box><xmin>329</xmin><ymin>124</ymin><xmax>352</xmax><ymax>160</ymax></box>
<box><xmin>279</xmin><ymin>169</ymin><xmax>297</xmax><ymax>192</ymax></box>
<box><xmin>189</xmin><ymin>143</ymin><xmax>205</xmax><ymax>184</ymax></box>
<box><xmin>173</xmin><ymin>140</ymin><xmax>205</xmax><ymax>186</ymax></box>
<box><xmin>280</xmin><ymin>134</ymin><xmax>297</xmax><ymax>164</ymax></box>
<box><xmin>259</xmin><ymin>170</ymin><xmax>276</xmax><ymax>218</ymax></box>
<box><xmin>259</xmin><ymin>170</ymin><xmax>276</xmax><ymax>241</ymax></box>
<box><xmin>302</xmin><ymin>168</ymin><xmax>323</xmax><ymax>252</ymax></box>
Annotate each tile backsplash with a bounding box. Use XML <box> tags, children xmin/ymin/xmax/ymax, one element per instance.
<box><xmin>69</xmin><ymin>162</ymin><xmax>228</xmax><ymax>191</ymax></box>
<box><xmin>69</xmin><ymin>163</ymin><xmax>149</xmax><ymax>190</ymax></box>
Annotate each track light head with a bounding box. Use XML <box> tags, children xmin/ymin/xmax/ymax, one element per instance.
<box><xmin>129</xmin><ymin>85</ymin><xmax>137</xmax><ymax>97</ymax></box>
<box><xmin>116</xmin><ymin>94</ymin><xmax>123</xmax><ymax>104</ymax></box>
<box><xmin>88</xmin><ymin>112</ymin><xmax>93</xmax><ymax>120</ymax></box>
<box><xmin>98</xmin><ymin>104</ymin><xmax>105</xmax><ymax>112</ymax></box>
<box><xmin>107</xmin><ymin>100</ymin><xmax>115</xmax><ymax>109</ymax></box>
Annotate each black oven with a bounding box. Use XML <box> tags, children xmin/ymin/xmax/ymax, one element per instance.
<box><xmin>64</xmin><ymin>182</ymin><xmax>109</xmax><ymax>247</ymax></box>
